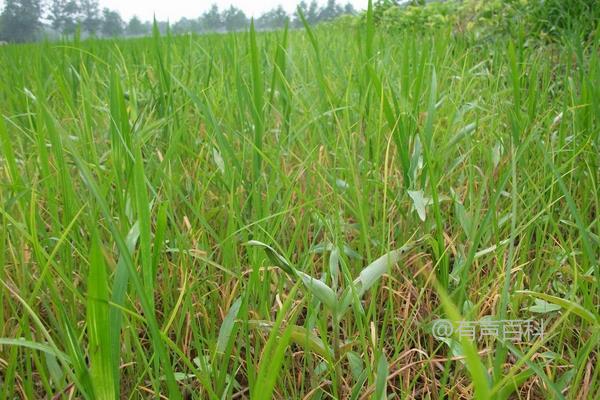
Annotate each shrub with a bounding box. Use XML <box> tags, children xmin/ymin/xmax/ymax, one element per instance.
<box><xmin>379</xmin><ymin>1</ymin><xmax>459</xmax><ymax>33</ymax></box>
<box><xmin>371</xmin><ymin>0</ymin><xmax>599</xmax><ymax>41</ymax></box>
<box><xmin>527</xmin><ymin>0</ymin><xmax>599</xmax><ymax>39</ymax></box>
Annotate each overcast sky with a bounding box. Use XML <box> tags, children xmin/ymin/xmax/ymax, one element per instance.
<box><xmin>102</xmin><ymin>0</ymin><xmax>366</xmax><ymax>21</ymax></box>
<box><xmin>0</xmin><ymin>1</ymin><xmax>367</xmax><ymax>22</ymax></box>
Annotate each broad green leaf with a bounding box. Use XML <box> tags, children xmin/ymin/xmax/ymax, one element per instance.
<box><xmin>44</xmin><ymin>352</ymin><xmax>64</xmax><ymax>387</ymax></box>
<box><xmin>288</xmin><ymin>325</ymin><xmax>330</xmax><ymax>358</ymax></box>
<box><xmin>374</xmin><ymin>352</ymin><xmax>388</xmax><ymax>400</ymax></box>
<box><xmin>447</xmin><ymin>122</ymin><xmax>477</xmax><ymax>148</ymax></box>
<box><xmin>248</xmin><ymin>320</ymin><xmax>331</xmax><ymax>359</ymax></box>
<box><xmin>212</xmin><ymin>147</ymin><xmax>225</xmax><ymax>174</ymax></box>
<box><xmin>454</xmin><ymin>199</ymin><xmax>472</xmax><ymax>240</ymax></box>
<box><xmin>518</xmin><ymin>291</ymin><xmax>599</xmax><ymax>325</ymax></box>
<box><xmin>245</xmin><ymin>240</ymin><xmax>296</xmax><ymax>276</ymax></box>
<box><xmin>525</xmin><ymin>299</ymin><xmax>562</xmax><ymax>314</ymax></box>
<box><xmin>216</xmin><ymin>297</ymin><xmax>242</xmax><ymax>354</ymax></box>
<box><xmin>347</xmin><ymin>351</ymin><xmax>364</xmax><ymax>381</ymax></box>
<box><xmin>297</xmin><ymin>271</ymin><xmax>337</xmax><ymax>312</ymax></box>
<box><xmin>438</xmin><ymin>337</ymin><xmax>465</xmax><ymax>363</ymax></box>
<box><xmin>338</xmin><ymin>249</ymin><xmax>404</xmax><ymax>317</ymax></box>
<box><xmin>355</xmin><ymin>249</ymin><xmax>402</xmax><ymax>294</ymax></box>
<box><xmin>408</xmin><ymin>190</ymin><xmax>427</xmax><ymax>221</ymax></box>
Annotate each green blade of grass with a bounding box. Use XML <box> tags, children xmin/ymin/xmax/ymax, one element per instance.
<box><xmin>87</xmin><ymin>231</ymin><xmax>118</xmax><ymax>400</ymax></box>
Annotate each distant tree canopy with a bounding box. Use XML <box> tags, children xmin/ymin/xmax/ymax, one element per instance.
<box><xmin>127</xmin><ymin>16</ymin><xmax>148</xmax><ymax>36</ymax></box>
<box><xmin>256</xmin><ymin>6</ymin><xmax>289</xmax><ymax>30</ymax></box>
<box><xmin>200</xmin><ymin>4</ymin><xmax>223</xmax><ymax>32</ymax></box>
<box><xmin>294</xmin><ymin>1</ymin><xmax>320</xmax><ymax>26</ymax></box>
<box><xmin>0</xmin><ymin>0</ymin><xmax>359</xmax><ymax>43</ymax></box>
<box><xmin>0</xmin><ymin>0</ymin><xmax>42</xmax><ymax>42</ymax></box>
<box><xmin>79</xmin><ymin>0</ymin><xmax>101</xmax><ymax>35</ymax></box>
<box><xmin>222</xmin><ymin>6</ymin><xmax>248</xmax><ymax>32</ymax></box>
<box><xmin>48</xmin><ymin>0</ymin><xmax>80</xmax><ymax>35</ymax></box>
<box><xmin>101</xmin><ymin>8</ymin><xmax>124</xmax><ymax>37</ymax></box>
<box><xmin>318</xmin><ymin>0</ymin><xmax>344</xmax><ymax>22</ymax></box>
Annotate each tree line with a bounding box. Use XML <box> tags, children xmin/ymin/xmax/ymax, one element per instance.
<box><xmin>0</xmin><ymin>0</ymin><xmax>357</xmax><ymax>43</ymax></box>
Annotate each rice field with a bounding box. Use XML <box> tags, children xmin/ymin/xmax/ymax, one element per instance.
<box><xmin>0</xmin><ymin>10</ymin><xmax>598</xmax><ymax>400</ymax></box>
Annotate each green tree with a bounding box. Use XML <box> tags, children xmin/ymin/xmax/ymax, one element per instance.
<box><xmin>307</xmin><ymin>0</ymin><xmax>320</xmax><ymax>24</ymax></box>
<box><xmin>222</xmin><ymin>6</ymin><xmax>247</xmax><ymax>32</ymax></box>
<box><xmin>343</xmin><ymin>2</ymin><xmax>356</xmax><ymax>15</ymax></box>
<box><xmin>173</xmin><ymin>17</ymin><xmax>202</xmax><ymax>34</ymax></box>
<box><xmin>256</xmin><ymin>5</ymin><xmax>289</xmax><ymax>30</ymax></box>
<box><xmin>80</xmin><ymin>0</ymin><xmax>101</xmax><ymax>35</ymax></box>
<box><xmin>318</xmin><ymin>0</ymin><xmax>343</xmax><ymax>22</ymax></box>
<box><xmin>126</xmin><ymin>15</ymin><xmax>147</xmax><ymax>36</ymax></box>
<box><xmin>48</xmin><ymin>0</ymin><xmax>64</xmax><ymax>31</ymax></box>
<box><xmin>294</xmin><ymin>0</ymin><xmax>322</xmax><ymax>26</ymax></box>
<box><xmin>200</xmin><ymin>4</ymin><xmax>222</xmax><ymax>32</ymax></box>
<box><xmin>372</xmin><ymin>0</ymin><xmax>399</xmax><ymax>23</ymax></box>
<box><xmin>61</xmin><ymin>0</ymin><xmax>80</xmax><ymax>34</ymax></box>
<box><xmin>48</xmin><ymin>0</ymin><xmax>80</xmax><ymax>35</ymax></box>
<box><xmin>0</xmin><ymin>0</ymin><xmax>42</xmax><ymax>42</ymax></box>
<box><xmin>101</xmin><ymin>8</ymin><xmax>123</xmax><ymax>37</ymax></box>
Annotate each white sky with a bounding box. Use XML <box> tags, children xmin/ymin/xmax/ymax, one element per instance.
<box><xmin>0</xmin><ymin>1</ymin><xmax>367</xmax><ymax>22</ymax></box>
<box><xmin>100</xmin><ymin>0</ymin><xmax>367</xmax><ymax>21</ymax></box>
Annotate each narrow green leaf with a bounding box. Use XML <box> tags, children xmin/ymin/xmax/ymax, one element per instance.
<box><xmin>87</xmin><ymin>233</ymin><xmax>117</xmax><ymax>400</ymax></box>
<box><xmin>248</xmin><ymin>320</ymin><xmax>330</xmax><ymax>359</ymax></box>
<box><xmin>0</xmin><ymin>338</ymin><xmax>71</xmax><ymax>363</ymax></box>
<box><xmin>251</xmin><ymin>285</ymin><xmax>300</xmax><ymax>400</ymax></box>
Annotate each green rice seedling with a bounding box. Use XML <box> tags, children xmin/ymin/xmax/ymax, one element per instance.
<box><xmin>246</xmin><ymin>239</ymin><xmax>416</xmax><ymax>396</ymax></box>
<box><xmin>87</xmin><ymin>230</ymin><xmax>117</xmax><ymax>399</ymax></box>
